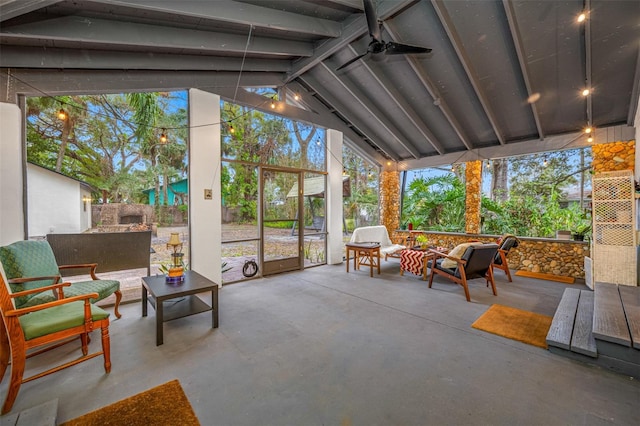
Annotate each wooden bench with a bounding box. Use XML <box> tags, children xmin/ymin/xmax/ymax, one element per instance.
<box><xmin>546</xmin><ymin>282</ymin><xmax>640</xmax><ymax>377</ymax></box>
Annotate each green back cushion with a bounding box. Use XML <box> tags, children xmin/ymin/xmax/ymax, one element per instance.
<box><xmin>0</xmin><ymin>240</ymin><xmax>60</xmax><ymax>307</ymax></box>
<box><xmin>19</xmin><ymin>300</ymin><xmax>109</xmax><ymax>340</ymax></box>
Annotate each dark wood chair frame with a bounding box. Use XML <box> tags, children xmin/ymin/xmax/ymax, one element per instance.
<box><xmin>0</xmin><ymin>275</ymin><xmax>111</xmax><ymax>414</ymax></box>
<box><xmin>491</xmin><ymin>236</ymin><xmax>519</xmax><ymax>282</ymax></box>
<box><xmin>428</xmin><ymin>244</ymin><xmax>499</xmax><ymax>302</ymax></box>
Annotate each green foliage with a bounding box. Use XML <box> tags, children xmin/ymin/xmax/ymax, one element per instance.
<box><xmin>26</xmin><ymin>92</ymin><xmax>187</xmax><ymax>203</ymax></box>
<box><xmin>264</xmin><ymin>221</ymin><xmax>295</xmax><ymax>229</ymax></box>
<box><xmin>342</xmin><ymin>145</ymin><xmax>380</xmax><ymax>228</ymax></box>
<box><xmin>402</xmin><ymin>174</ymin><xmax>465</xmax><ymax>232</ymax></box>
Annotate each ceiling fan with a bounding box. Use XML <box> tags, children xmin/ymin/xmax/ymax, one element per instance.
<box><xmin>336</xmin><ymin>0</ymin><xmax>432</xmax><ymax>71</ymax></box>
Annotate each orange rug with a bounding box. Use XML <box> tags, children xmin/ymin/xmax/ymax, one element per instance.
<box><xmin>472</xmin><ymin>304</ymin><xmax>553</xmax><ymax>349</ymax></box>
<box><xmin>61</xmin><ymin>380</ymin><xmax>199</xmax><ymax>426</ymax></box>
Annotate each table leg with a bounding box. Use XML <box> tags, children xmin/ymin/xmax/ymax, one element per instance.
<box><xmin>346</xmin><ymin>247</ymin><xmax>350</xmax><ymax>273</ymax></box>
<box><xmin>369</xmin><ymin>251</ymin><xmax>373</xmax><ymax>277</ymax></box>
<box><xmin>376</xmin><ymin>249</ymin><xmax>380</xmax><ymax>275</ymax></box>
<box><xmin>156</xmin><ymin>298</ymin><xmax>164</xmax><ymax>346</ymax></box>
<box><xmin>212</xmin><ymin>286</ymin><xmax>219</xmax><ymax>328</ymax></box>
<box><xmin>142</xmin><ymin>285</ymin><xmax>148</xmax><ymax>317</ymax></box>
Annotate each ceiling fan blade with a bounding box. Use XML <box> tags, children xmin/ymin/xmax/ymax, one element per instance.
<box><xmin>384</xmin><ymin>41</ymin><xmax>432</xmax><ymax>55</ymax></box>
<box><xmin>363</xmin><ymin>0</ymin><xmax>381</xmax><ymax>42</ymax></box>
<box><xmin>336</xmin><ymin>51</ymin><xmax>370</xmax><ymax>71</ymax></box>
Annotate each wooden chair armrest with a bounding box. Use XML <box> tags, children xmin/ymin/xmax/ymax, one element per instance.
<box><xmin>428</xmin><ymin>249</ymin><xmax>467</xmax><ymax>266</ymax></box>
<box><xmin>5</xmin><ymin>292</ymin><xmax>100</xmax><ymax>317</ymax></box>
<box><xmin>59</xmin><ymin>263</ymin><xmax>99</xmax><ymax>280</ymax></box>
<box><xmin>8</xmin><ymin>282</ymin><xmax>71</xmax><ymax>298</ymax></box>
<box><xmin>427</xmin><ymin>249</ymin><xmax>448</xmax><ymax>258</ymax></box>
<box><xmin>8</xmin><ymin>275</ymin><xmax>61</xmax><ymax>285</ymax></box>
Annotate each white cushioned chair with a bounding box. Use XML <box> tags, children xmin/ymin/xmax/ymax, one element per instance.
<box><xmin>349</xmin><ymin>226</ymin><xmax>406</xmax><ymax>260</ymax></box>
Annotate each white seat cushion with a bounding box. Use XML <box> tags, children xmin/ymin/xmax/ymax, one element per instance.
<box><xmin>350</xmin><ymin>226</ymin><xmax>406</xmax><ymax>255</ymax></box>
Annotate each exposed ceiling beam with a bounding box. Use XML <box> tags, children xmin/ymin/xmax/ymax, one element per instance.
<box><xmin>214</xmin><ymin>84</ymin><xmax>386</xmax><ymax>166</ymax></box>
<box><xmin>284</xmin><ymin>0</ymin><xmax>417</xmax><ymax>83</ymax></box>
<box><xmin>344</xmin><ymin>45</ymin><xmax>445</xmax><ymax>155</ymax></box>
<box><xmin>502</xmin><ymin>0</ymin><xmax>544</xmax><ymax>140</ymax></box>
<box><xmin>0</xmin><ymin>69</ymin><xmax>284</xmax><ymax>99</ymax></box>
<box><xmin>88</xmin><ymin>0</ymin><xmax>342</xmax><ymax>38</ymax></box>
<box><xmin>300</xmin><ymin>72</ymin><xmax>399</xmax><ymax>160</ymax></box>
<box><xmin>0</xmin><ymin>45</ymin><xmax>290</xmax><ymax>71</ymax></box>
<box><xmin>627</xmin><ymin>46</ymin><xmax>640</xmax><ymax>126</ymax></box>
<box><xmin>319</xmin><ymin>61</ymin><xmax>420</xmax><ymax>159</ymax></box>
<box><xmin>321</xmin><ymin>0</ymin><xmax>362</xmax><ymax>9</ymax></box>
<box><xmin>0</xmin><ymin>0</ymin><xmax>63</xmax><ymax>22</ymax></box>
<box><xmin>286</xmin><ymin>80</ymin><xmax>386</xmax><ymax>165</ymax></box>
<box><xmin>1</xmin><ymin>16</ymin><xmax>312</xmax><ymax>57</ymax></box>
<box><xmin>431</xmin><ymin>0</ymin><xmax>505</xmax><ymax>145</ymax></box>
<box><xmin>384</xmin><ymin>22</ymin><xmax>472</xmax><ymax>151</ymax></box>
<box><xmin>399</xmin><ymin>125</ymin><xmax>636</xmax><ymax>170</ymax></box>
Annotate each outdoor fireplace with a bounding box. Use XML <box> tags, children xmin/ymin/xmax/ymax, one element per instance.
<box><xmin>120</xmin><ymin>214</ymin><xmax>144</xmax><ymax>224</ymax></box>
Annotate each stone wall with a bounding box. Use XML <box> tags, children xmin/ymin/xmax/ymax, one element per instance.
<box><xmin>465</xmin><ymin>160</ymin><xmax>482</xmax><ymax>234</ymax></box>
<box><xmin>92</xmin><ymin>203</ymin><xmax>187</xmax><ymax>227</ymax></box>
<box><xmin>591</xmin><ymin>140</ymin><xmax>635</xmax><ymax>172</ymax></box>
<box><xmin>380</xmin><ymin>170</ymin><xmax>401</xmax><ymax>236</ymax></box>
<box><xmin>393</xmin><ymin>230</ymin><xmax>589</xmax><ymax>280</ymax></box>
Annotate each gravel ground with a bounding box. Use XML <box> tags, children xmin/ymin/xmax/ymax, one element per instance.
<box><xmin>90</xmin><ymin>225</ymin><xmax>333</xmax><ymax>304</ymax></box>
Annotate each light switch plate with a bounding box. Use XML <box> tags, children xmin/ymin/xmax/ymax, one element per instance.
<box><xmin>204</xmin><ymin>189</ymin><xmax>213</xmax><ymax>200</ymax></box>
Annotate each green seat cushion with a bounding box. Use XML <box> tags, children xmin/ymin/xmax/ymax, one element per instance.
<box><xmin>19</xmin><ymin>301</ymin><xmax>110</xmax><ymax>341</ymax></box>
<box><xmin>0</xmin><ymin>241</ymin><xmax>60</xmax><ymax>308</ymax></box>
<box><xmin>19</xmin><ymin>291</ymin><xmax>58</xmax><ymax>309</ymax></box>
<box><xmin>64</xmin><ymin>280</ymin><xmax>120</xmax><ymax>303</ymax></box>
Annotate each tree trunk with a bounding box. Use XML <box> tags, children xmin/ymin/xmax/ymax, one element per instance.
<box><xmin>55</xmin><ymin>116</ymin><xmax>73</xmax><ymax>172</ymax></box>
<box><xmin>491</xmin><ymin>158</ymin><xmax>508</xmax><ymax>201</ymax></box>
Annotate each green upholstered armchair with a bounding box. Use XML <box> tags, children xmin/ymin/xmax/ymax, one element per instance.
<box><xmin>0</xmin><ymin>240</ymin><xmax>122</xmax><ymax>318</ymax></box>
<box><xmin>0</xmin><ymin>265</ymin><xmax>111</xmax><ymax>414</ymax></box>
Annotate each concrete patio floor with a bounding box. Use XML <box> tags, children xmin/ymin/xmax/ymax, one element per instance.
<box><xmin>3</xmin><ymin>260</ymin><xmax>639</xmax><ymax>425</ymax></box>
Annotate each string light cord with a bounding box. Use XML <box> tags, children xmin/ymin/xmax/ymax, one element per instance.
<box><xmin>233</xmin><ymin>25</ymin><xmax>253</xmax><ymax>104</ymax></box>
<box><xmin>1</xmin><ymin>69</ymin><xmax>270</xmax><ymax>132</ymax></box>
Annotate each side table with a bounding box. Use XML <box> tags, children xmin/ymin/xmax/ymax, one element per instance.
<box><xmin>142</xmin><ymin>270</ymin><xmax>219</xmax><ymax>346</ymax></box>
<box><xmin>345</xmin><ymin>242</ymin><xmax>381</xmax><ymax>277</ymax></box>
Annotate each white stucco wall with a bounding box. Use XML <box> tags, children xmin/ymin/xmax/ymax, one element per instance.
<box><xmin>188</xmin><ymin>89</ymin><xmax>221</xmax><ymax>285</ymax></box>
<box><xmin>327</xmin><ymin>129</ymin><xmax>344</xmax><ymax>264</ymax></box>
<box><xmin>27</xmin><ymin>163</ymin><xmax>90</xmax><ymax>237</ymax></box>
<box><xmin>0</xmin><ymin>102</ymin><xmax>24</xmax><ymax>245</ymax></box>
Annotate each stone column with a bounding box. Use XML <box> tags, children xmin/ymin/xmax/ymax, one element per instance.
<box><xmin>380</xmin><ymin>170</ymin><xmax>401</xmax><ymax>236</ymax></box>
<box><xmin>465</xmin><ymin>160</ymin><xmax>482</xmax><ymax>234</ymax></box>
<box><xmin>591</xmin><ymin>140</ymin><xmax>635</xmax><ymax>172</ymax></box>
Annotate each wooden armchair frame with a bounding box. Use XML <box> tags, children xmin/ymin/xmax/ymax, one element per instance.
<box><xmin>428</xmin><ymin>244</ymin><xmax>498</xmax><ymax>302</ymax></box>
<box><xmin>0</xmin><ymin>274</ymin><xmax>111</xmax><ymax>414</ymax></box>
<box><xmin>0</xmin><ymin>240</ymin><xmax>122</xmax><ymax>318</ymax></box>
<box><xmin>491</xmin><ymin>236</ymin><xmax>519</xmax><ymax>282</ymax></box>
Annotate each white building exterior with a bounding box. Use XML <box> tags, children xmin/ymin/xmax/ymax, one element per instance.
<box><xmin>26</xmin><ymin>163</ymin><xmax>92</xmax><ymax>238</ymax></box>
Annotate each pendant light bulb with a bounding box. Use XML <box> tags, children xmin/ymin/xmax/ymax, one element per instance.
<box><xmin>57</xmin><ymin>109</ymin><xmax>67</xmax><ymax>120</ymax></box>
<box><xmin>159</xmin><ymin>129</ymin><xmax>168</xmax><ymax>144</ymax></box>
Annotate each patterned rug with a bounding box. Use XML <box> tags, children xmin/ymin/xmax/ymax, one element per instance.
<box><xmin>472</xmin><ymin>304</ymin><xmax>553</xmax><ymax>349</ymax></box>
<box><xmin>60</xmin><ymin>380</ymin><xmax>199</xmax><ymax>426</ymax></box>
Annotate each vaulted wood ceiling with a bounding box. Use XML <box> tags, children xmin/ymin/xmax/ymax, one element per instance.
<box><xmin>1</xmin><ymin>0</ymin><xmax>638</xmax><ymax>168</ymax></box>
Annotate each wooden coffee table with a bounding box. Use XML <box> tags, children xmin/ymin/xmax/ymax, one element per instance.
<box><xmin>142</xmin><ymin>270</ymin><xmax>219</xmax><ymax>346</ymax></box>
<box><xmin>345</xmin><ymin>242</ymin><xmax>381</xmax><ymax>277</ymax></box>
